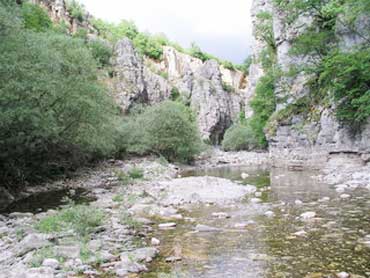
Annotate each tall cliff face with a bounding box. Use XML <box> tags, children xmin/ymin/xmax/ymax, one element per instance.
<box><xmin>249</xmin><ymin>0</ymin><xmax>370</xmax><ymax>169</ymax></box>
<box><xmin>113</xmin><ymin>39</ymin><xmax>247</xmax><ymax>143</ymax></box>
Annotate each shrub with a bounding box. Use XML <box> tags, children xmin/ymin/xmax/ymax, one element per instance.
<box><xmin>170</xmin><ymin>87</ymin><xmax>181</xmax><ymax>101</ymax></box>
<box><xmin>120</xmin><ymin>101</ymin><xmax>201</xmax><ymax>162</ymax></box>
<box><xmin>133</xmin><ymin>32</ymin><xmax>163</xmax><ymax>60</ymax></box>
<box><xmin>222</xmin><ymin>82</ymin><xmax>235</xmax><ymax>93</ymax></box>
<box><xmin>21</xmin><ymin>2</ymin><xmax>52</xmax><ymax>32</ymax></box>
<box><xmin>249</xmin><ymin>71</ymin><xmax>276</xmax><ymax>147</ymax></box>
<box><xmin>88</xmin><ymin>39</ymin><xmax>112</xmax><ymax>67</ymax></box>
<box><xmin>222</xmin><ymin>123</ymin><xmax>260</xmax><ymax>151</ymax></box>
<box><xmin>318</xmin><ymin>49</ymin><xmax>370</xmax><ymax>127</ymax></box>
<box><xmin>66</xmin><ymin>0</ymin><xmax>85</xmax><ymax>22</ymax></box>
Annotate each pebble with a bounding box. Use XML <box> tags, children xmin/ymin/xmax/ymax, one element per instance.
<box><xmin>151</xmin><ymin>238</ymin><xmax>160</xmax><ymax>246</ymax></box>
<box><xmin>255</xmin><ymin>192</ymin><xmax>262</xmax><ymax>197</ymax></box>
<box><xmin>340</xmin><ymin>194</ymin><xmax>351</xmax><ymax>199</ymax></box>
<box><xmin>336</xmin><ymin>272</ymin><xmax>350</xmax><ymax>278</ymax></box>
<box><xmin>158</xmin><ymin>223</ymin><xmax>176</xmax><ymax>229</ymax></box>
<box><xmin>300</xmin><ymin>211</ymin><xmax>316</xmax><ymax>220</ymax></box>
<box><xmin>264</xmin><ymin>211</ymin><xmax>275</xmax><ymax>218</ymax></box>
<box><xmin>294</xmin><ymin>200</ymin><xmax>303</xmax><ymax>205</ymax></box>
<box><xmin>293</xmin><ymin>230</ymin><xmax>307</xmax><ymax>237</ymax></box>
<box><xmin>250</xmin><ymin>198</ymin><xmax>261</xmax><ymax>204</ymax></box>
<box><xmin>42</xmin><ymin>258</ymin><xmax>60</xmax><ymax>269</ymax></box>
<box><xmin>241</xmin><ymin>173</ymin><xmax>249</xmax><ymax>179</ymax></box>
<box><xmin>212</xmin><ymin>212</ymin><xmax>230</xmax><ymax>219</ymax></box>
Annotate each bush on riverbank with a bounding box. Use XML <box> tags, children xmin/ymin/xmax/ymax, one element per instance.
<box><xmin>222</xmin><ymin>123</ymin><xmax>260</xmax><ymax>151</ymax></box>
<box><xmin>0</xmin><ymin>2</ymin><xmax>123</xmax><ymax>185</ymax></box>
<box><xmin>120</xmin><ymin>101</ymin><xmax>202</xmax><ymax>163</ymax></box>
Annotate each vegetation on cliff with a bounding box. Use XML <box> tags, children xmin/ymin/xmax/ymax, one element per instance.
<box><xmin>271</xmin><ymin>0</ymin><xmax>370</xmax><ymax>130</ymax></box>
<box><xmin>0</xmin><ymin>1</ymin><xmax>202</xmax><ymax>185</ymax></box>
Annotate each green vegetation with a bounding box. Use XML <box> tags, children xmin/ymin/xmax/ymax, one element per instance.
<box><xmin>21</xmin><ymin>2</ymin><xmax>52</xmax><ymax>32</ymax></box>
<box><xmin>246</xmin><ymin>11</ymin><xmax>278</xmax><ymax>148</ymax></box>
<box><xmin>272</xmin><ymin>0</ymin><xmax>370</xmax><ymax>130</ymax></box>
<box><xmin>66</xmin><ymin>0</ymin><xmax>85</xmax><ymax>22</ymax></box>
<box><xmin>128</xmin><ymin>167</ymin><xmax>144</xmax><ymax>179</ymax></box>
<box><xmin>0</xmin><ymin>2</ymin><xmax>123</xmax><ymax>185</ymax></box>
<box><xmin>87</xmin><ymin>39</ymin><xmax>113</xmax><ymax>67</ymax></box>
<box><xmin>222</xmin><ymin>122</ymin><xmax>260</xmax><ymax>151</ymax></box>
<box><xmin>121</xmin><ymin>101</ymin><xmax>202</xmax><ymax>162</ymax></box>
<box><xmin>222</xmin><ymin>82</ymin><xmax>235</xmax><ymax>93</ymax></box>
<box><xmin>36</xmin><ymin>204</ymin><xmax>104</xmax><ymax>236</ymax></box>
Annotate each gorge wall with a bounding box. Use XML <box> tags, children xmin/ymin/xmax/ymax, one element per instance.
<box><xmin>248</xmin><ymin>0</ymin><xmax>370</xmax><ymax>169</ymax></box>
<box><xmin>112</xmin><ymin>38</ymin><xmax>248</xmax><ymax>144</ymax></box>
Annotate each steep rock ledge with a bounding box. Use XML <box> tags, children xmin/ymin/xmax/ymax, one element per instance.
<box><xmin>113</xmin><ymin>39</ymin><xmax>247</xmax><ymax>143</ymax></box>
<box><xmin>249</xmin><ymin>0</ymin><xmax>370</xmax><ymax>169</ymax></box>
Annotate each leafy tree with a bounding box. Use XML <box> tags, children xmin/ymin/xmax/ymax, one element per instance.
<box><xmin>87</xmin><ymin>39</ymin><xmax>112</xmax><ymax>67</ymax></box>
<box><xmin>222</xmin><ymin>123</ymin><xmax>260</xmax><ymax>151</ymax></box>
<box><xmin>21</xmin><ymin>2</ymin><xmax>52</xmax><ymax>32</ymax></box>
<box><xmin>0</xmin><ymin>3</ymin><xmax>122</xmax><ymax>184</ymax></box>
<box><xmin>66</xmin><ymin>0</ymin><xmax>85</xmax><ymax>22</ymax></box>
<box><xmin>133</xmin><ymin>32</ymin><xmax>163</xmax><ymax>60</ymax></box>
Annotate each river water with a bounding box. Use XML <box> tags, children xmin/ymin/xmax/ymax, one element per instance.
<box><xmin>142</xmin><ymin>166</ymin><xmax>370</xmax><ymax>278</ymax></box>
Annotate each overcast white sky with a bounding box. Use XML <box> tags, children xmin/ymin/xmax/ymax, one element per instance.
<box><xmin>79</xmin><ymin>0</ymin><xmax>253</xmax><ymax>64</ymax></box>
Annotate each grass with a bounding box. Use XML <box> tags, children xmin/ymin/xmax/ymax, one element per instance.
<box><xmin>35</xmin><ymin>204</ymin><xmax>105</xmax><ymax>237</ymax></box>
<box><xmin>120</xmin><ymin>211</ymin><xmax>143</xmax><ymax>230</ymax></box>
<box><xmin>128</xmin><ymin>167</ymin><xmax>144</xmax><ymax>179</ymax></box>
<box><xmin>112</xmin><ymin>194</ymin><xmax>124</xmax><ymax>202</ymax></box>
<box><xmin>29</xmin><ymin>246</ymin><xmax>65</xmax><ymax>268</ymax></box>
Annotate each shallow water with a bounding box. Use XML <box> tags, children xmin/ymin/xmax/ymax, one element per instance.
<box><xmin>143</xmin><ymin>166</ymin><xmax>370</xmax><ymax>278</ymax></box>
<box><xmin>2</xmin><ymin>188</ymin><xmax>95</xmax><ymax>214</ymax></box>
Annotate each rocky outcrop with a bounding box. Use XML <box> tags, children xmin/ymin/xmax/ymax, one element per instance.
<box><xmin>113</xmin><ymin>39</ymin><xmax>247</xmax><ymax>143</ymax></box>
<box><xmin>113</xmin><ymin>38</ymin><xmax>171</xmax><ymax>111</ymax></box>
<box><xmin>248</xmin><ymin>0</ymin><xmax>370</xmax><ymax>169</ymax></box>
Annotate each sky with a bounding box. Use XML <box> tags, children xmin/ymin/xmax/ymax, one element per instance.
<box><xmin>79</xmin><ymin>0</ymin><xmax>253</xmax><ymax>64</ymax></box>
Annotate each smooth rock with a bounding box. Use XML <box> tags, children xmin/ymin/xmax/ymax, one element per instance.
<box><xmin>336</xmin><ymin>272</ymin><xmax>350</xmax><ymax>278</ymax></box>
<box><xmin>120</xmin><ymin>247</ymin><xmax>158</xmax><ymax>263</ymax></box>
<box><xmin>165</xmin><ymin>256</ymin><xmax>182</xmax><ymax>263</ymax></box>
<box><xmin>151</xmin><ymin>238</ymin><xmax>160</xmax><ymax>246</ymax></box>
<box><xmin>158</xmin><ymin>222</ymin><xmax>176</xmax><ymax>229</ymax></box>
<box><xmin>241</xmin><ymin>173</ymin><xmax>249</xmax><ymax>179</ymax></box>
<box><xmin>195</xmin><ymin>224</ymin><xmax>221</xmax><ymax>232</ymax></box>
<box><xmin>16</xmin><ymin>234</ymin><xmax>51</xmax><ymax>256</ymax></box>
<box><xmin>295</xmin><ymin>200</ymin><xmax>303</xmax><ymax>205</ymax></box>
<box><xmin>340</xmin><ymin>194</ymin><xmax>351</xmax><ymax>199</ymax></box>
<box><xmin>212</xmin><ymin>212</ymin><xmax>231</xmax><ymax>219</ymax></box>
<box><xmin>42</xmin><ymin>258</ymin><xmax>60</xmax><ymax>269</ymax></box>
<box><xmin>300</xmin><ymin>212</ymin><xmax>316</xmax><ymax>220</ymax></box>
<box><xmin>55</xmin><ymin>246</ymin><xmax>81</xmax><ymax>259</ymax></box>
<box><xmin>264</xmin><ymin>211</ymin><xmax>275</xmax><ymax>218</ymax></box>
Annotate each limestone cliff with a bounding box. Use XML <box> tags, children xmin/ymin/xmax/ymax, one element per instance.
<box><xmin>249</xmin><ymin>0</ymin><xmax>370</xmax><ymax>169</ymax></box>
<box><xmin>113</xmin><ymin>39</ymin><xmax>247</xmax><ymax>143</ymax></box>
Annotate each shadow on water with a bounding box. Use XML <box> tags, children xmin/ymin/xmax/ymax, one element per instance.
<box><xmin>2</xmin><ymin>188</ymin><xmax>96</xmax><ymax>214</ymax></box>
<box><xmin>143</xmin><ymin>166</ymin><xmax>370</xmax><ymax>278</ymax></box>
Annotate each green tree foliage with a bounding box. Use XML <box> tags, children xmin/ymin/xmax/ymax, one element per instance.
<box><xmin>87</xmin><ymin>39</ymin><xmax>112</xmax><ymax>67</ymax></box>
<box><xmin>133</xmin><ymin>32</ymin><xmax>163</xmax><ymax>60</ymax></box>
<box><xmin>318</xmin><ymin>49</ymin><xmax>370</xmax><ymax>127</ymax></box>
<box><xmin>66</xmin><ymin>0</ymin><xmax>85</xmax><ymax>22</ymax></box>
<box><xmin>222</xmin><ymin>123</ymin><xmax>260</xmax><ymax>151</ymax></box>
<box><xmin>21</xmin><ymin>2</ymin><xmax>52</xmax><ymax>32</ymax></box>
<box><xmin>120</xmin><ymin>101</ymin><xmax>202</xmax><ymax>162</ymax></box>
<box><xmin>249</xmin><ymin>72</ymin><xmax>277</xmax><ymax>147</ymax></box>
<box><xmin>0</xmin><ymin>3</ymin><xmax>122</xmax><ymax>184</ymax></box>
<box><xmin>236</xmin><ymin>56</ymin><xmax>252</xmax><ymax>75</ymax></box>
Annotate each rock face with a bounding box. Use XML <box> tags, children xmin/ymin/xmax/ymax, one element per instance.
<box><xmin>0</xmin><ymin>188</ymin><xmax>14</xmax><ymax>211</ymax></box>
<box><xmin>113</xmin><ymin>39</ymin><xmax>247</xmax><ymax>143</ymax></box>
<box><xmin>249</xmin><ymin>0</ymin><xmax>370</xmax><ymax>169</ymax></box>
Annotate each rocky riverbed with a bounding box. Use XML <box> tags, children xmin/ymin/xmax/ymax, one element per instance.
<box><xmin>0</xmin><ymin>150</ymin><xmax>370</xmax><ymax>278</ymax></box>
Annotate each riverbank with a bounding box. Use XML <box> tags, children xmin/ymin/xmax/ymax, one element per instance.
<box><xmin>0</xmin><ymin>150</ymin><xmax>370</xmax><ymax>278</ymax></box>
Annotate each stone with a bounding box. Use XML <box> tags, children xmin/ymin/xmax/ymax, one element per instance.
<box><xmin>241</xmin><ymin>173</ymin><xmax>249</xmax><ymax>179</ymax></box>
<box><xmin>9</xmin><ymin>212</ymin><xmax>34</xmax><ymax>219</ymax></box>
<box><xmin>42</xmin><ymin>258</ymin><xmax>60</xmax><ymax>269</ymax></box>
<box><xmin>165</xmin><ymin>256</ymin><xmax>182</xmax><ymax>263</ymax></box>
<box><xmin>300</xmin><ymin>212</ymin><xmax>316</xmax><ymax>220</ymax></box>
<box><xmin>151</xmin><ymin>237</ymin><xmax>160</xmax><ymax>246</ymax></box>
<box><xmin>0</xmin><ymin>266</ymin><xmax>54</xmax><ymax>278</ymax></box>
<box><xmin>158</xmin><ymin>222</ymin><xmax>176</xmax><ymax>229</ymax></box>
<box><xmin>16</xmin><ymin>234</ymin><xmax>51</xmax><ymax>256</ymax></box>
<box><xmin>250</xmin><ymin>198</ymin><xmax>262</xmax><ymax>204</ymax></box>
<box><xmin>293</xmin><ymin>230</ymin><xmax>307</xmax><ymax>237</ymax></box>
<box><xmin>120</xmin><ymin>247</ymin><xmax>158</xmax><ymax>263</ymax></box>
<box><xmin>264</xmin><ymin>211</ymin><xmax>275</xmax><ymax>218</ymax></box>
<box><xmin>255</xmin><ymin>192</ymin><xmax>262</xmax><ymax>197</ymax></box>
<box><xmin>195</xmin><ymin>224</ymin><xmax>221</xmax><ymax>232</ymax></box>
<box><xmin>340</xmin><ymin>194</ymin><xmax>351</xmax><ymax>199</ymax></box>
<box><xmin>211</xmin><ymin>212</ymin><xmax>231</xmax><ymax>219</ymax></box>
<box><xmin>294</xmin><ymin>200</ymin><xmax>303</xmax><ymax>205</ymax></box>
<box><xmin>55</xmin><ymin>245</ymin><xmax>81</xmax><ymax>259</ymax></box>
<box><xmin>336</xmin><ymin>272</ymin><xmax>350</xmax><ymax>278</ymax></box>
